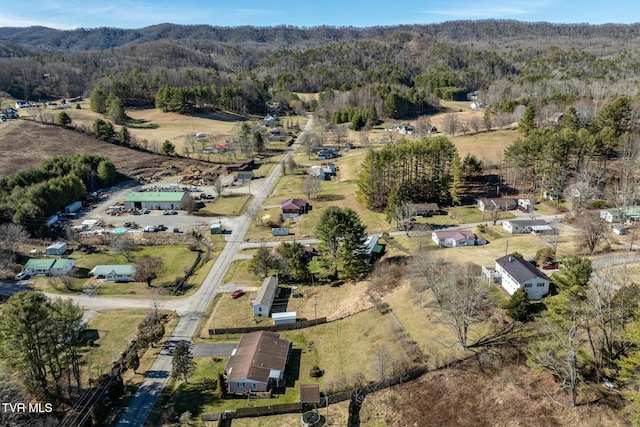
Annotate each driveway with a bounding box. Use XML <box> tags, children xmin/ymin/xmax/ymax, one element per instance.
<box><xmin>192</xmin><ymin>343</ymin><xmax>237</xmax><ymax>357</ymax></box>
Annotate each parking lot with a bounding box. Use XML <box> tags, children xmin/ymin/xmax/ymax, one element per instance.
<box><xmin>71</xmin><ymin>176</ymin><xmax>241</xmax><ymax>236</ymax></box>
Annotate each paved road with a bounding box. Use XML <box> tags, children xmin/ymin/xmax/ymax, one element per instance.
<box><xmin>114</xmin><ymin>115</ymin><xmax>314</xmax><ymax>426</ymax></box>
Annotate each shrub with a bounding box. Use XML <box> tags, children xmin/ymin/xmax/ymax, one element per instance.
<box><xmin>310</xmin><ymin>366</ymin><xmax>324</xmax><ymax>378</ymax></box>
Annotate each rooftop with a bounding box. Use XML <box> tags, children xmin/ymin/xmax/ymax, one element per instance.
<box><xmin>496</xmin><ymin>255</ymin><xmax>549</xmax><ymax>283</ymax></box>
<box><xmin>124</xmin><ymin>191</ymin><xmax>187</xmax><ymax>203</ymax></box>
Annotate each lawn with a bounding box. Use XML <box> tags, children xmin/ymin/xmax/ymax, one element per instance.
<box><xmin>33</xmin><ymin>245</ymin><xmax>201</xmax><ymax>297</ymax></box>
<box><xmin>204</xmin><ymin>277</ymin><xmax>374</xmax><ymax>332</ymax></box>
<box><xmin>197</xmin><ymin>194</ymin><xmax>251</xmax><ymax>217</ymax></box>
<box><xmin>449</xmin><ymin>205</ymin><xmax>515</xmax><ymax>224</ymax></box>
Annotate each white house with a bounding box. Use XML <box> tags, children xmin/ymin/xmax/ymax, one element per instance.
<box><xmin>89</xmin><ymin>265</ymin><xmax>136</xmax><ymax>282</ymax></box>
<box><xmin>224</xmin><ymin>331</ymin><xmax>291</xmax><ymax>394</ymax></box>
<box><xmin>24</xmin><ymin>258</ymin><xmax>74</xmax><ymax>276</ymax></box>
<box><xmin>493</xmin><ymin>255</ymin><xmax>550</xmax><ymax>300</ymax></box>
<box><xmin>253</xmin><ymin>276</ymin><xmax>279</xmax><ymax>317</ymax></box>
<box><xmin>432</xmin><ymin>230</ymin><xmax>486</xmax><ymax>247</ymax></box>
<box><xmin>45</xmin><ymin>241</ymin><xmax>68</xmax><ymax>255</ymax></box>
<box><xmin>502</xmin><ymin>219</ymin><xmax>550</xmax><ymax>234</ymax></box>
<box><xmin>476</xmin><ymin>197</ymin><xmax>518</xmax><ymax>211</ymax></box>
<box><xmin>600</xmin><ymin>208</ymin><xmax>640</xmax><ymax>223</ymax></box>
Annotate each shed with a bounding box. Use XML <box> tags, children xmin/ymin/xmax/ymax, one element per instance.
<box><xmin>124</xmin><ymin>191</ymin><xmax>188</xmax><ymax>211</ymax></box>
<box><xmin>253</xmin><ymin>276</ymin><xmax>279</xmax><ymax>317</ymax></box>
<box><xmin>272</xmin><ymin>312</ymin><xmax>296</xmax><ymax>325</ymax></box>
<box><xmin>300</xmin><ymin>384</ymin><xmax>321</xmax><ymax>406</ymax></box>
<box><xmin>613</xmin><ymin>225</ymin><xmax>629</xmax><ymax>235</ymax></box>
<box><xmin>45</xmin><ymin>242</ymin><xmax>67</xmax><ymax>256</ymax></box>
<box><xmin>210</xmin><ymin>223</ymin><xmax>223</xmax><ymax>234</ymax></box>
<box><xmin>65</xmin><ymin>201</ymin><xmax>83</xmax><ymax>214</ymax></box>
<box><xmin>236</xmin><ymin>171</ymin><xmax>254</xmax><ymax>183</ymax></box>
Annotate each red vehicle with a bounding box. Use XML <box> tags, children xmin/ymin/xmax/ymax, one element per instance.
<box><xmin>541</xmin><ymin>261</ymin><xmax>559</xmax><ymax>270</ymax></box>
<box><xmin>230</xmin><ymin>289</ymin><xmax>245</xmax><ymax>299</ymax></box>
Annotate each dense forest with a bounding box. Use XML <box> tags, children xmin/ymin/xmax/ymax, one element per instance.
<box><xmin>1</xmin><ymin>20</ymin><xmax>640</xmax><ymax>121</ymax></box>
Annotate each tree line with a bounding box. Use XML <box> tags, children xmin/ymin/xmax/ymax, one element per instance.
<box><xmin>0</xmin><ymin>154</ymin><xmax>117</xmax><ymax>232</ymax></box>
<box><xmin>2</xmin><ymin>21</ymin><xmax>640</xmax><ymax>121</ymax></box>
<box><xmin>357</xmin><ymin>137</ymin><xmax>459</xmax><ymax>213</ymax></box>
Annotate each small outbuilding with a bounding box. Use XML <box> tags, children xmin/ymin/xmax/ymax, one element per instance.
<box><xmin>210</xmin><ymin>223</ymin><xmax>223</xmax><ymax>234</ymax></box>
<box><xmin>272</xmin><ymin>312</ymin><xmax>296</xmax><ymax>325</ymax></box>
<box><xmin>45</xmin><ymin>242</ymin><xmax>67</xmax><ymax>255</ymax></box>
<box><xmin>613</xmin><ymin>225</ymin><xmax>629</xmax><ymax>235</ymax></box>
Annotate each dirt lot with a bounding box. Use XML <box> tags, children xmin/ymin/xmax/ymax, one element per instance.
<box><xmin>0</xmin><ymin>119</ymin><xmax>218</xmax><ymax>179</ymax></box>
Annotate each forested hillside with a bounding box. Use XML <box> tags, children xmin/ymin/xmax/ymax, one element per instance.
<box><xmin>1</xmin><ymin>20</ymin><xmax>639</xmax><ymax>120</ymax></box>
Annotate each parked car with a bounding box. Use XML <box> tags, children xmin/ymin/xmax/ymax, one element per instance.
<box><xmin>15</xmin><ymin>271</ymin><xmax>30</xmax><ymax>281</ymax></box>
<box><xmin>143</xmin><ymin>226</ymin><xmax>157</xmax><ymax>232</ymax></box>
<box><xmin>541</xmin><ymin>261</ymin><xmax>559</xmax><ymax>270</ymax></box>
<box><xmin>157</xmin><ymin>224</ymin><xmax>167</xmax><ymax>231</ymax></box>
<box><xmin>231</xmin><ymin>289</ymin><xmax>245</xmax><ymax>299</ymax></box>
<box><xmin>173</xmin><ymin>228</ymin><xmax>181</xmax><ymax>233</ymax></box>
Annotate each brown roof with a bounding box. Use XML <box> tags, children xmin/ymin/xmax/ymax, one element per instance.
<box><xmin>410</xmin><ymin>202</ymin><xmax>440</xmax><ymax>211</ymax></box>
<box><xmin>300</xmin><ymin>384</ymin><xmax>321</xmax><ymax>404</ymax></box>
<box><xmin>281</xmin><ymin>198</ymin><xmax>308</xmax><ymax>210</ymax></box>
<box><xmin>225</xmin><ymin>331</ymin><xmax>290</xmax><ymax>383</ymax></box>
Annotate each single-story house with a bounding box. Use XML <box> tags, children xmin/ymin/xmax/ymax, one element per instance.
<box><xmin>45</xmin><ymin>241</ymin><xmax>68</xmax><ymax>255</ymax></box>
<box><xmin>432</xmin><ymin>230</ymin><xmax>487</xmax><ymax>247</ymax></box>
<box><xmin>236</xmin><ymin>171</ymin><xmax>254</xmax><ymax>183</ymax></box>
<box><xmin>502</xmin><ymin>219</ymin><xmax>549</xmax><ymax>234</ymax></box>
<box><xmin>493</xmin><ymin>255</ymin><xmax>551</xmax><ymax>300</ymax></box>
<box><xmin>394</xmin><ymin>124</ymin><xmax>414</xmax><ymax>134</ymax></box>
<box><xmin>253</xmin><ymin>276</ymin><xmax>279</xmax><ymax>317</ymax></box>
<box><xmin>600</xmin><ymin>208</ymin><xmax>640</xmax><ymax>223</ymax></box>
<box><xmin>281</xmin><ymin>198</ymin><xmax>311</xmax><ymax>218</ymax></box>
<box><xmin>411</xmin><ymin>203</ymin><xmax>441</xmax><ymax>217</ymax></box>
<box><xmin>24</xmin><ymin>258</ymin><xmax>74</xmax><ymax>276</ymax></box>
<box><xmin>358</xmin><ymin>235</ymin><xmax>385</xmax><ymax>262</ymax></box>
<box><xmin>124</xmin><ymin>191</ymin><xmax>188</xmax><ymax>211</ymax></box>
<box><xmin>476</xmin><ymin>198</ymin><xmax>518</xmax><ymax>211</ymax></box>
<box><xmin>89</xmin><ymin>265</ymin><xmax>136</xmax><ymax>282</ymax></box>
<box><xmin>224</xmin><ymin>331</ymin><xmax>292</xmax><ymax>394</ymax></box>
<box><xmin>226</xmin><ymin>159</ymin><xmax>255</xmax><ymax>173</ymax></box>
<box><xmin>317</xmin><ymin>150</ymin><xmax>336</xmax><ymax>160</ymax></box>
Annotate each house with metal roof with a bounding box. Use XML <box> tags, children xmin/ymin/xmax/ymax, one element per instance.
<box><xmin>502</xmin><ymin>219</ymin><xmax>551</xmax><ymax>234</ymax></box>
<box><xmin>493</xmin><ymin>255</ymin><xmax>550</xmax><ymax>300</ymax></box>
<box><xmin>253</xmin><ymin>276</ymin><xmax>279</xmax><ymax>317</ymax></box>
<box><xmin>224</xmin><ymin>331</ymin><xmax>292</xmax><ymax>394</ymax></box>
<box><xmin>24</xmin><ymin>258</ymin><xmax>74</xmax><ymax>276</ymax></box>
<box><xmin>89</xmin><ymin>265</ymin><xmax>136</xmax><ymax>282</ymax></box>
<box><xmin>45</xmin><ymin>241</ymin><xmax>68</xmax><ymax>255</ymax></box>
<box><xmin>600</xmin><ymin>207</ymin><xmax>640</xmax><ymax>223</ymax></box>
<box><xmin>432</xmin><ymin>230</ymin><xmax>487</xmax><ymax>247</ymax></box>
<box><xmin>123</xmin><ymin>191</ymin><xmax>188</xmax><ymax>211</ymax></box>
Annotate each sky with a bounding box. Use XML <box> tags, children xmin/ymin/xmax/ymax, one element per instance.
<box><xmin>2</xmin><ymin>1</ymin><xmax>639</xmax><ymax>30</ymax></box>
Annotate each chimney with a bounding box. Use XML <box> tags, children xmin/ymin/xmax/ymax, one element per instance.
<box><xmin>509</xmin><ymin>256</ymin><xmax>513</xmax><ymax>262</ymax></box>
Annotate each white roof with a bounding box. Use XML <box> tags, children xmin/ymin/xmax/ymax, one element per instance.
<box><xmin>272</xmin><ymin>312</ymin><xmax>296</xmax><ymax>320</ymax></box>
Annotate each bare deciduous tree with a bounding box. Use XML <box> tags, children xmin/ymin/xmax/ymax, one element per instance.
<box><xmin>577</xmin><ymin>212</ymin><xmax>608</xmax><ymax>254</ymax></box>
<box><xmin>469</xmin><ymin>115</ymin><xmax>483</xmax><ymax>133</ymax></box>
<box><xmin>213</xmin><ymin>176</ymin><xmax>224</xmax><ymax>198</ymax></box>
<box><xmin>412</xmin><ymin>252</ymin><xmax>493</xmax><ymax>347</ymax></box>
<box><xmin>110</xmin><ymin>237</ymin><xmax>137</xmax><ymax>262</ymax></box>
<box><xmin>301</xmin><ymin>175</ymin><xmax>320</xmax><ymax>201</ymax></box>
<box><xmin>0</xmin><ymin>223</ymin><xmax>29</xmax><ymax>263</ymax></box>
<box><xmin>442</xmin><ymin>113</ymin><xmax>459</xmax><ymax>136</ymax></box>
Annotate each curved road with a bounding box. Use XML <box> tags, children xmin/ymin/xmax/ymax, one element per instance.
<box><xmin>113</xmin><ymin>116</ymin><xmax>314</xmax><ymax>426</ymax></box>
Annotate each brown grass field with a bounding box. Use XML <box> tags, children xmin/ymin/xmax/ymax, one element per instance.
<box><xmin>0</xmin><ymin>119</ymin><xmax>218</xmax><ymax>179</ymax></box>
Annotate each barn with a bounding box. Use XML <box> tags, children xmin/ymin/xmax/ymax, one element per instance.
<box><xmin>123</xmin><ymin>191</ymin><xmax>188</xmax><ymax>211</ymax></box>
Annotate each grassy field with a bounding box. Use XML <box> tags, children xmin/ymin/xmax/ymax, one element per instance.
<box><xmin>205</xmin><ymin>275</ymin><xmax>374</xmax><ymax>332</ymax></box>
<box><xmin>32</xmin><ymin>245</ymin><xmax>202</xmax><ymax>297</ymax></box>
<box><xmin>197</xmin><ymin>194</ymin><xmax>251</xmax><ymax>217</ymax></box>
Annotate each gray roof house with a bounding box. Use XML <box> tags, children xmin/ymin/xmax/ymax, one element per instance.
<box><xmin>493</xmin><ymin>255</ymin><xmax>550</xmax><ymax>300</ymax></box>
<box><xmin>224</xmin><ymin>331</ymin><xmax>291</xmax><ymax>394</ymax></box>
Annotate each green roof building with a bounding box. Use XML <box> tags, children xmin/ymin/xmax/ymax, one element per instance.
<box><xmin>24</xmin><ymin>258</ymin><xmax>74</xmax><ymax>276</ymax></box>
<box><xmin>89</xmin><ymin>265</ymin><xmax>136</xmax><ymax>282</ymax></box>
<box><xmin>124</xmin><ymin>191</ymin><xmax>188</xmax><ymax>211</ymax></box>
